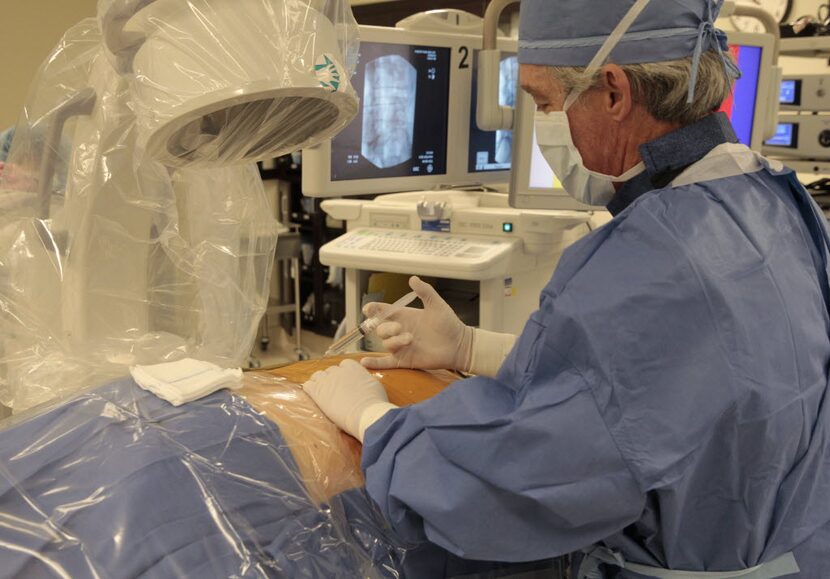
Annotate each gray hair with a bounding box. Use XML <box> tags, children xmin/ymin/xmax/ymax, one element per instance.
<box><xmin>549</xmin><ymin>50</ymin><xmax>734</xmax><ymax>126</ymax></box>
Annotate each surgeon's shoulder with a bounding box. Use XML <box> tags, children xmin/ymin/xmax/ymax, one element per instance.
<box><xmin>545</xmin><ymin>188</ymin><xmax>708</xmax><ymax>304</ymax></box>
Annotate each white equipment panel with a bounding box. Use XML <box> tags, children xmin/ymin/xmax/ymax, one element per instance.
<box><xmin>321</xmin><ymin>228</ymin><xmax>519</xmax><ymax>280</ymax></box>
<box><xmin>763</xmin><ymin>114</ymin><xmax>830</xmax><ymax>160</ymax></box>
<box><xmin>319</xmin><ymin>190</ymin><xmax>604</xmax><ymax>334</ymax></box>
<box><xmin>780</xmin><ymin>75</ymin><xmax>830</xmax><ymax>112</ymax></box>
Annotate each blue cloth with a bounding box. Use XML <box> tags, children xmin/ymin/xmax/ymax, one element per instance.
<box><xmin>0</xmin><ymin>379</ymin><xmax>404</xmax><ymax>578</ymax></box>
<box><xmin>0</xmin><ymin>127</ymin><xmax>13</xmax><ymax>163</ymax></box>
<box><xmin>608</xmin><ymin>112</ymin><xmax>738</xmax><ymax>216</ymax></box>
<box><xmin>519</xmin><ymin>0</ymin><xmax>728</xmax><ymax>67</ymax></box>
<box><xmin>518</xmin><ymin>0</ymin><xmax>740</xmax><ymax>102</ymax></box>
<box><xmin>0</xmin><ymin>377</ymin><xmax>557</xmax><ymax>578</ymax></box>
<box><xmin>362</xmin><ymin>158</ymin><xmax>830</xmax><ymax>576</ymax></box>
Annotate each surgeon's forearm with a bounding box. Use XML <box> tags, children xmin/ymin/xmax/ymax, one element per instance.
<box><xmin>467</xmin><ymin>329</ymin><xmax>517</xmax><ymax>377</ymax></box>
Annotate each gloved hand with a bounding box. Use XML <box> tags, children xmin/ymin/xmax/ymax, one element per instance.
<box><xmin>303</xmin><ymin>359</ymin><xmax>397</xmax><ymax>442</ymax></box>
<box><xmin>360</xmin><ymin>276</ymin><xmax>474</xmax><ymax>371</ymax></box>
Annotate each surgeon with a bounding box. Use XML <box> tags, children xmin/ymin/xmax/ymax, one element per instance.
<box><xmin>303</xmin><ymin>0</ymin><xmax>830</xmax><ymax>576</ymax></box>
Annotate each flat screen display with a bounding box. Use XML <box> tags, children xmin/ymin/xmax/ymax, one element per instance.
<box><xmin>330</xmin><ymin>42</ymin><xmax>452</xmax><ymax>181</ymax></box>
<box><xmin>527</xmin><ymin>127</ymin><xmax>561</xmax><ymax>191</ymax></box>
<box><xmin>779</xmin><ymin>79</ymin><xmax>800</xmax><ymax>105</ymax></box>
<box><xmin>765</xmin><ymin>123</ymin><xmax>798</xmax><ymax>148</ymax></box>
<box><xmin>468</xmin><ymin>51</ymin><xmax>518</xmax><ymax>173</ymax></box>
<box><xmin>718</xmin><ymin>44</ymin><xmax>762</xmax><ymax>146</ymax></box>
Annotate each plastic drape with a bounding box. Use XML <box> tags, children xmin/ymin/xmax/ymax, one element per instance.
<box><xmin>0</xmin><ymin>370</ymin><xmax>564</xmax><ymax>578</ymax></box>
<box><xmin>0</xmin><ymin>373</ymin><xmax>404</xmax><ymax>577</ymax></box>
<box><xmin>0</xmin><ymin>0</ymin><xmax>359</xmax><ymax>413</ymax></box>
<box><xmin>101</xmin><ymin>0</ymin><xmax>359</xmax><ymax>167</ymax></box>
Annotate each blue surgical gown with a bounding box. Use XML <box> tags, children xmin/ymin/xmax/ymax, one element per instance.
<box><xmin>362</xmin><ymin>160</ymin><xmax>830</xmax><ymax>576</ymax></box>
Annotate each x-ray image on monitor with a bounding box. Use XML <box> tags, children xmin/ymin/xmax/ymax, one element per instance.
<box><xmin>330</xmin><ymin>42</ymin><xmax>451</xmax><ymax>181</ymax></box>
<box><xmin>362</xmin><ymin>55</ymin><xmax>418</xmax><ymax>168</ymax></box>
<box><xmin>469</xmin><ymin>52</ymin><xmax>518</xmax><ymax>173</ymax></box>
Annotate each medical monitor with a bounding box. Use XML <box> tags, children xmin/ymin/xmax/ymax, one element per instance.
<box><xmin>764</xmin><ymin>122</ymin><xmax>798</xmax><ymax>149</ymax></box>
<box><xmin>468</xmin><ymin>51</ymin><xmax>518</xmax><ymax>174</ymax></box>
<box><xmin>330</xmin><ymin>41</ymin><xmax>451</xmax><ymax>182</ymax></box>
<box><xmin>302</xmin><ymin>26</ymin><xmax>517</xmax><ymax>197</ymax></box>
<box><xmin>779</xmin><ymin>79</ymin><xmax>800</xmax><ymax>106</ymax></box>
<box><xmin>716</xmin><ymin>39</ymin><xmax>766</xmax><ymax>149</ymax></box>
<box><xmin>508</xmin><ymin>31</ymin><xmax>776</xmax><ymax>210</ymax></box>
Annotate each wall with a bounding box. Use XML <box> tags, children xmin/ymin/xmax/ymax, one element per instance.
<box><xmin>352</xmin><ymin>0</ymin><xmax>491</xmax><ymax>26</ymax></box>
<box><xmin>779</xmin><ymin>0</ymin><xmax>830</xmax><ymax>75</ymax></box>
<box><xmin>791</xmin><ymin>0</ymin><xmax>824</xmax><ymax>20</ymax></box>
<box><xmin>2</xmin><ymin>1</ymin><xmax>830</xmax><ymax>134</ymax></box>
<box><xmin>355</xmin><ymin>0</ymin><xmax>828</xmax><ymax>75</ymax></box>
<box><xmin>0</xmin><ymin>0</ymin><xmax>98</xmax><ymax>130</ymax></box>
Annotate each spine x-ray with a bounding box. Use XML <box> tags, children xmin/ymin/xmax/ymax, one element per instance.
<box><xmin>361</xmin><ymin>55</ymin><xmax>417</xmax><ymax>169</ymax></box>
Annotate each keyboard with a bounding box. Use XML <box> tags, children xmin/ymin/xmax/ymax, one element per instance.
<box><xmin>337</xmin><ymin>230</ymin><xmax>493</xmax><ymax>258</ymax></box>
<box><xmin>321</xmin><ymin>228</ymin><xmax>519</xmax><ymax>280</ymax></box>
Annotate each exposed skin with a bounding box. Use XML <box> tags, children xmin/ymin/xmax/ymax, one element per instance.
<box><xmin>519</xmin><ymin>63</ymin><xmax>681</xmax><ymax>186</ymax></box>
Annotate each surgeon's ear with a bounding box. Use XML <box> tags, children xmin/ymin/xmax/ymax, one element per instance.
<box><xmin>601</xmin><ymin>64</ymin><xmax>633</xmax><ymax>122</ymax></box>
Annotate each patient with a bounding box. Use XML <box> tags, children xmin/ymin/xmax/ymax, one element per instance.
<box><xmin>237</xmin><ymin>371</ymin><xmax>365</xmax><ymax>504</ymax></box>
<box><xmin>0</xmin><ymin>369</ymin><xmax>391</xmax><ymax>577</ymax></box>
<box><xmin>0</xmin><ymin>361</ymin><xmax>551</xmax><ymax>578</ymax></box>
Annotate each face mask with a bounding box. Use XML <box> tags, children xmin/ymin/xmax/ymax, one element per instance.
<box><xmin>534</xmin><ymin>0</ymin><xmax>652</xmax><ymax>206</ymax></box>
<box><xmin>535</xmin><ymin>109</ymin><xmax>645</xmax><ymax>206</ymax></box>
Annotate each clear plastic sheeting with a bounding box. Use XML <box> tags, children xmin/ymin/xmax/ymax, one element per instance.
<box><xmin>0</xmin><ymin>371</ymin><xmax>566</xmax><ymax>578</ymax></box>
<box><xmin>101</xmin><ymin>0</ymin><xmax>360</xmax><ymax>168</ymax></box>
<box><xmin>0</xmin><ymin>0</ymin><xmax>358</xmax><ymax>413</ymax></box>
<box><xmin>0</xmin><ymin>373</ymin><xmax>403</xmax><ymax>577</ymax></box>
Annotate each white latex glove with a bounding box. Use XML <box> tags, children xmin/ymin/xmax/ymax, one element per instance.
<box><xmin>360</xmin><ymin>276</ymin><xmax>474</xmax><ymax>371</ymax></box>
<box><xmin>303</xmin><ymin>359</ymin><xmax>397</xmax><ymax>442</ymax></box>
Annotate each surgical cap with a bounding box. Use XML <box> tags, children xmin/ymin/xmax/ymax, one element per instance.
<box><xmin>518</xmin><ymin>0</ymin><xmax>730</xmax><ymax>67</ymax></box>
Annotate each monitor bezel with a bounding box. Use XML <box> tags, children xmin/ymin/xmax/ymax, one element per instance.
<box><xmin>509</xmin><ymin>31</ymin><xmax>776</xmax><ymax>210</ymax></box>
<box><xmin>302</xmin><ymin>25</ymin><xmax>517</xmax><ymax>198</ymax></box>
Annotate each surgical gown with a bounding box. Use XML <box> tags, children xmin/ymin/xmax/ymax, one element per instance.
<box><xmin>362</xmin><ymin>145</ymin><xmax>830</xmax><ymax>577</ymax></box>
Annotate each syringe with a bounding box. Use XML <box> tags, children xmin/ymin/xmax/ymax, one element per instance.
<box><xmin>325</xmin><ymin>290</ymin><xmax>418</xmax><ymax>357</ymax></box>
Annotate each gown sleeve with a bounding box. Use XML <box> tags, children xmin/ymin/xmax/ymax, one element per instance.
<box><xmin>359</xmin><ymin>198</ymin><xmax>730</xmax><ymax>563</ymax></box>
<box><xmin>361</xmin><ymin>335</ymin><xmax>645</xmax><ymax>562</ymax></box>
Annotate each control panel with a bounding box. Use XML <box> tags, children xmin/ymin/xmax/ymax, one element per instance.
<box><xmin>763</xmin><ymin>114</ymin><xmax>830</xmax><ymax>160</ymax></box>
<box><xmin>780</xmin><ymin>75</ymin><xmax>830</xmax><ymax>112</ymax></box>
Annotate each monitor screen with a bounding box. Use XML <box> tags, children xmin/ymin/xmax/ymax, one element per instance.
<box><xmin>468</xmin><ymin>52</ymin><xmax>519</xmax><ymax>173</ymax></box>
<box><xmin>718</xmin><ymin>44</ymin><xmax>762</xmax><ymax>146</ymax></box>
<box><xmin>779</xmin><ymin>79</ymin><xmax>800</xmax><ymax>105</ymax></box>
<box><xmin>330</xmin><ymin>42</ymin><xmax>452</xmax><ymax>181</ymax></box>
<box><xmin>765</xmin><ymin>123</ymin><xmax>798</xmax><ymax>148</ymax></box>
<box><xmin>528</xmin><ymin>129</ymin><xmax>560</xmax><ymax>191</ymax></box>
